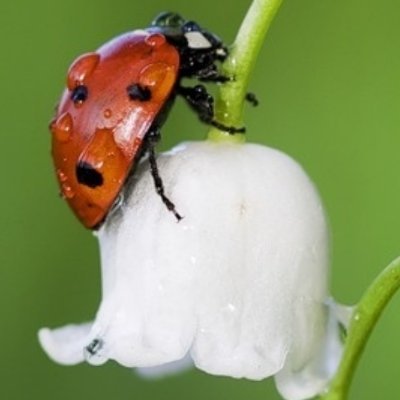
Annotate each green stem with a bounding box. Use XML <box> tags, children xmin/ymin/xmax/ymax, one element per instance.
<box><xmin>208</xmin><ymin>0</ymin><xmax>284</xmax><ymax>142</ymax></box>
<box><xmin>319</xmin><ymin>256</ymin><xmax>400</xmax><ymax>400</ymax></box>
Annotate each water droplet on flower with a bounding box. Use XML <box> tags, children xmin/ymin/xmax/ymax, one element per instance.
<box><xmin>52</xmin><ymin>112</ymin><xmax>73</xmax><ymax>142</ymax></box>
<box><xmin>226</xmin><ymin>303</ymin><xmax>236</xmax><ymax>313</ymax></box>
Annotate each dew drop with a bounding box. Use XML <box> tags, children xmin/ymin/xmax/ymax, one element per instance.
<box><xmin>61</xmin><ymin>183</ymin><xmax>75</xmax><ymax>199</ymax></box>
<box><xmin>103</xmin><ymin>108</ymin><xmax>112</xmax><ymax>119</ymax></box>
<box><xmin>52</xmin><ymin>112</ymin><xmax>73</xmax><ymax>142</ymax></box>
<box><xmin>226</xmin><ymin>303</ymin><xmax>236</xmax><ymax>313</ymax></box>
<box><xmin>105</xmin><ymin>151</ymin><xmax>117</xmax><ymax>165</ymax></box>
<box><xmin>145</xmin><ymin>33</ymin><xmax>166</xmax><ymax>48</ymax></box>
<box><xmin>139</xmin><ymin>63</ymin><xmax>172</xmax><ymax>90</ymax></box>
<box><xmin>67</xmin><ymin>52</ymin><xmax>100</xmax><ymax>90</ymax></box>
<box><xmin>57</xmin><ymin>169</ymin><xmax>68</xmax><ymax>182</ymax></box>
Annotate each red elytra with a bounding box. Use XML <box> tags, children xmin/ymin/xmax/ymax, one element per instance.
<box><xmin>50</xmin><ymin>32</ymin><xmax>180</xmax><ymax>229</ymax></box>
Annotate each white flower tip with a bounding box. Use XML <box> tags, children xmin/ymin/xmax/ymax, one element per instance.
<box><xmin>38</xmin><ymin>323</ymin><xmax>92</xmax><ymax>366</ymax></box>
<box><xmin>274</xmin><ymin>300</ymin><xmax>345</xmax><ymax>400</ymax></box>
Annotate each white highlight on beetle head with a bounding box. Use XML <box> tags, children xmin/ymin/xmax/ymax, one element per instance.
<box><xmin>39</xmin><ymin>141</ymin><xmax>346</xmax><ymax>400</ymax></box>
<box><xmin>184</xmin><ymin>31</ymin><xmax>212</xmax><ymax>49</ymax></box>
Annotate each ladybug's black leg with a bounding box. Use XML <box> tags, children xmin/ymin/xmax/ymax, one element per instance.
<box><xmin>199</xmin><ymin>76</ymin><xmax>259</xmax><ymax>106</ymax></box>
<box><xmin>245</xmin><ymin>92</ymin><xmax>259</xmax><ymax>107</ymax></box>
<box><xmin>200</xmin><ymin>75</ymin><xmax>259</xmax><ymax>106</ymax></box>
<box><xmin>197</xmin><ymin>64</ymin><xmax>230</xmax><ymax>83</ymax></box>
<box><xmin>199</xmin><ymin>74</ymin><xmax>230</xmax><ymax>83</ymax></box>
<box><xmin>195</xmin><ymin>66</ymin><xmax>259</xmax><ymax>105</ymax></box>
<box><xmin>181</xmin><ymin>51</ymin><xmax>229</xmax><ymax>83</ymax></box>
<box><xmin>177</xmin><ymin>84</ymin><xmax>213</xmax><ymax>121</ymax></box>
<box><xmin>146</xmin><ymin>130</ymin><xmax>183</xmax><ymax>221</ymax></box>
<box><xmin>181</xmin><ymin>54</ymin><xmax>258</xmax><ymax>103</ymax></box>
<box><xmin>177</xmin><ymin>85</ymin><xmax>245</xmax><ymax>134</ymax></box>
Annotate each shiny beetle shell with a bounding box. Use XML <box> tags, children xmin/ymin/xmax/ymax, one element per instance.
<box><xmin>50</xmin><ymin>32</ymin><xmax>180</xmax><ymax>228</ymax></box>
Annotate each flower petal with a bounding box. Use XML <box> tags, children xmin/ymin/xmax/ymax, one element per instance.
<box><xmin>274</xmin><ymin>300</ymin><xmax>346</xmax><ymax>400</ymax></box>
<box><xmin>38</xmin><ymin>322</ymin><xmax>92</xmax><ymax>365</ymax></box>
<box><xmin>137</xmin><ymin>353</ymin><xmax>193</xmax><ymax>379</ymax></box>
<box><xmin>95</xmin><ymin>142</ymin><xmax>331</xmax><ymax>380</ymax></box>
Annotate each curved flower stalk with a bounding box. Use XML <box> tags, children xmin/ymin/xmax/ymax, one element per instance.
<box><xmin>39</xmin><ymin>141</ymin><xmax>346</xmax><ymax>400</ymax></box>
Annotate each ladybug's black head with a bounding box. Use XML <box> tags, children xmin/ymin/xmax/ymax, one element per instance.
<box><xmin>150</xmin><ymin>12</ymin><xmax>227</xmax><ymax>58</ymax></box>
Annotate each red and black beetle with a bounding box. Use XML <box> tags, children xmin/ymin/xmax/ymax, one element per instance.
<box><xmin>50</xmin><ymin>12</ymin><xmax>244</xmax><ymax>229</ymax></box>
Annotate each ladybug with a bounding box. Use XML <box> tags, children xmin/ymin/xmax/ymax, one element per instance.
<box><xmin>50</xmin><ymin>12</ymin><xmax>245</xmax><ymax>229</ymax></box>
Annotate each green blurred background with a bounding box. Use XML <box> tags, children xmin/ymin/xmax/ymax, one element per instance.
<box><xmin>1</xmin><ymin>0</ymin><xmax>399</xmax><ymax>399</ymax></box>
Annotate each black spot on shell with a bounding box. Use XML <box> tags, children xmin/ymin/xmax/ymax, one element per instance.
<box><xmin>71</xmin><ymin>85</ymin><xmax>88</xmax><ymax>104</ymax></box>
<box><xmin>76</xmin><ymin>161</ymin><xmax>103</xmax><ymax>188</ymax></box>
<box><xmin>127</xmin><ymin>83</ymin><xmax>152</xmax><ymax>101</ymax></box>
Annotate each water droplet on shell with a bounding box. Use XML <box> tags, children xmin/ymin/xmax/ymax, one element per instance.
<box><xmin>52</xmin><ymin>112</ymin><xmax>73</xmax><ymax>142</ymax></box>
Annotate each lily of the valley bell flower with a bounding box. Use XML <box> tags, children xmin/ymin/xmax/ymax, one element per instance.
<box><xmin>39</xmin><ymin>141</ymin><xmax>345</xmax><ymax>400</ymax></box>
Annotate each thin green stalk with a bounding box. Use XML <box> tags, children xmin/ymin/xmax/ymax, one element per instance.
<box><xmin>208</xmin><ymin>0</ymin><xmax>284</xmax><ymax>142</ymax></box>
<box><xmin>319</xmin><ymin>256</ymin><xmax>400</xmax><ymax>400</ymax></box>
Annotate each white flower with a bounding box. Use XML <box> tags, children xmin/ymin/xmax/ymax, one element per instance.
<box><xmin>39</xmin><ymin>140</ymin><xmax>345</xmax><ymax>400</ymax></box>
